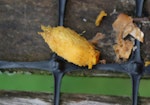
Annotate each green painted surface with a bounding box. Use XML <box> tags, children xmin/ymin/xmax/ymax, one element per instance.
<box><xmin>0</xmin><ymin>73</ymin><xmax>150</xmax><ymax>97</ymax></box>
<box><xmin>0</xmin><ymin>74</ymin><xmax>54</xmax><ymax>92</ymax></box>
<box><xmin>62</xmin><ymin>76</ymin><xmax>132</xmax><ymax>96</ymax></box>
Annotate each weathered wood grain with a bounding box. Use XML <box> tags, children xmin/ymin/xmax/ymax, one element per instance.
<box><xmin>0</xmin><ymin>0</ymin><xmax>149</xmax><ymax>62</ymax></box>
<box><xmin>0</xmin><ymin>91</ymin><xmax>150</xmax><ymax>105</ymax></box>
<box><xmin>0</xmin><ymin>91</ymin><xmax>131</xmax><ymax>105</ymax></box>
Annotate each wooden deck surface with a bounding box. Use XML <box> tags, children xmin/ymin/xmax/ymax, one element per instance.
<box><xmin>0</xmin><ymin>91</ymin><xmax>150</xmax><ymax>105</ymax></box>
<box><xmin>0</xmin><ymin>91</ymin><xmax>131</xmax><ymax>105</ymax></box>
<box><xmin>0</xmin><ymin>0</ymin><xmax>149</xmax><ymax>62</ymax></box>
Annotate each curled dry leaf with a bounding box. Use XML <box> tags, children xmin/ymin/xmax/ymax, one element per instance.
<box><xmin>122</xmin><ymin>22</ymin><xmax>144</xmax><ymax>42</ymax></box>
<box><xmin>113</xmin><ymin>13</ymin><xmax>144</xmax><ymax>42</ymax></box>
<box><xmin>113</xmin><ymin>36</ymin><xmax>134</xmax><ymax>60</ymax></box>
<box><xmin>112</xmin><ymin>13</ymin><xmax>144</xmax><ymax>61</ymax></box>
<box><xmin>38</xmin><ymin>26</ymin><xmax>100</xmax><ymax>69</ymax></box>
<box><xmin>113</xmin><ymin>13</ymin><xmax>133</xmax><ymax>33</ymax></box>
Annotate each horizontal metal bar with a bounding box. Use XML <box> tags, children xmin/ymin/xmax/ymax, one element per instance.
<box><xmin>0</xmin><ymin>60</ymin><xmax>52</xmax><ymax>71</ymax></box>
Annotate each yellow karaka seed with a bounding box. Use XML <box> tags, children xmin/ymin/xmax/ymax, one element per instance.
<box><xmin>38</xmin><ymin>26</ymin><xmax>100</xmax><ymax>69</ymax></box>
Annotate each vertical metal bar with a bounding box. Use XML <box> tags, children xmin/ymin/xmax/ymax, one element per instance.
<box><xmin>53</xmin><ymin>71</ymin><xmax>64</xmax><ymax>105</ymax></box>
<box><xmin>135</xmin><ymin>0</ymin><xmax>144</xmax><ymax>17</ymax></box>
<box><xmin>134</xmin><ymin>40</ymin><xmax>141</xmax><ymax>62</ymax></box>
<box><xmin>134</xmin><ymin>0</ymin><xmax>144</xmax><ymax>62</ymax></box>
<box><xmin>130</xmin><ymin>74</ymin><xmax>141</xmax><ymax>105</ymax></box>
<box><xmin>52</xmin><ymin>0</ymin><xmax>67</xmax><ymax>104</ymax></box>
<box><xmin>58</xmin><ymin>0</ymin><xmax>67</xmax><ymax>26</ymax></box>
<box><xmin>130</xmin><ymin>1</ymin><xmax>144</xmax><ymax>105</ymax></box>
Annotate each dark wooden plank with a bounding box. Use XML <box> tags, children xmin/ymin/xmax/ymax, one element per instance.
<box><xmin>0</xmin><ymin>91</ymin><xmax>150</xmax><ymax>105</ymax></box>
<box><xmin>0</xmin><ymin>91</ymin><xmax>131</xmax><ymax>105</ymax></box>
<box><xmin>0</xmin><ymin>0</ymin><xmax>149</xmax><ymax>62</ymax></box>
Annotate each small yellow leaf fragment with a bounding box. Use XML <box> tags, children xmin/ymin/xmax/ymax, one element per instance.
<box><xmin>95</xmin><ymin>10</ymin><xmax>107</xmax><ymax>26</ymax></box>
<box><xmin>145</xmin><ymin>61</ymin><xmax>150</xmax><ymax>67</ymax></box>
